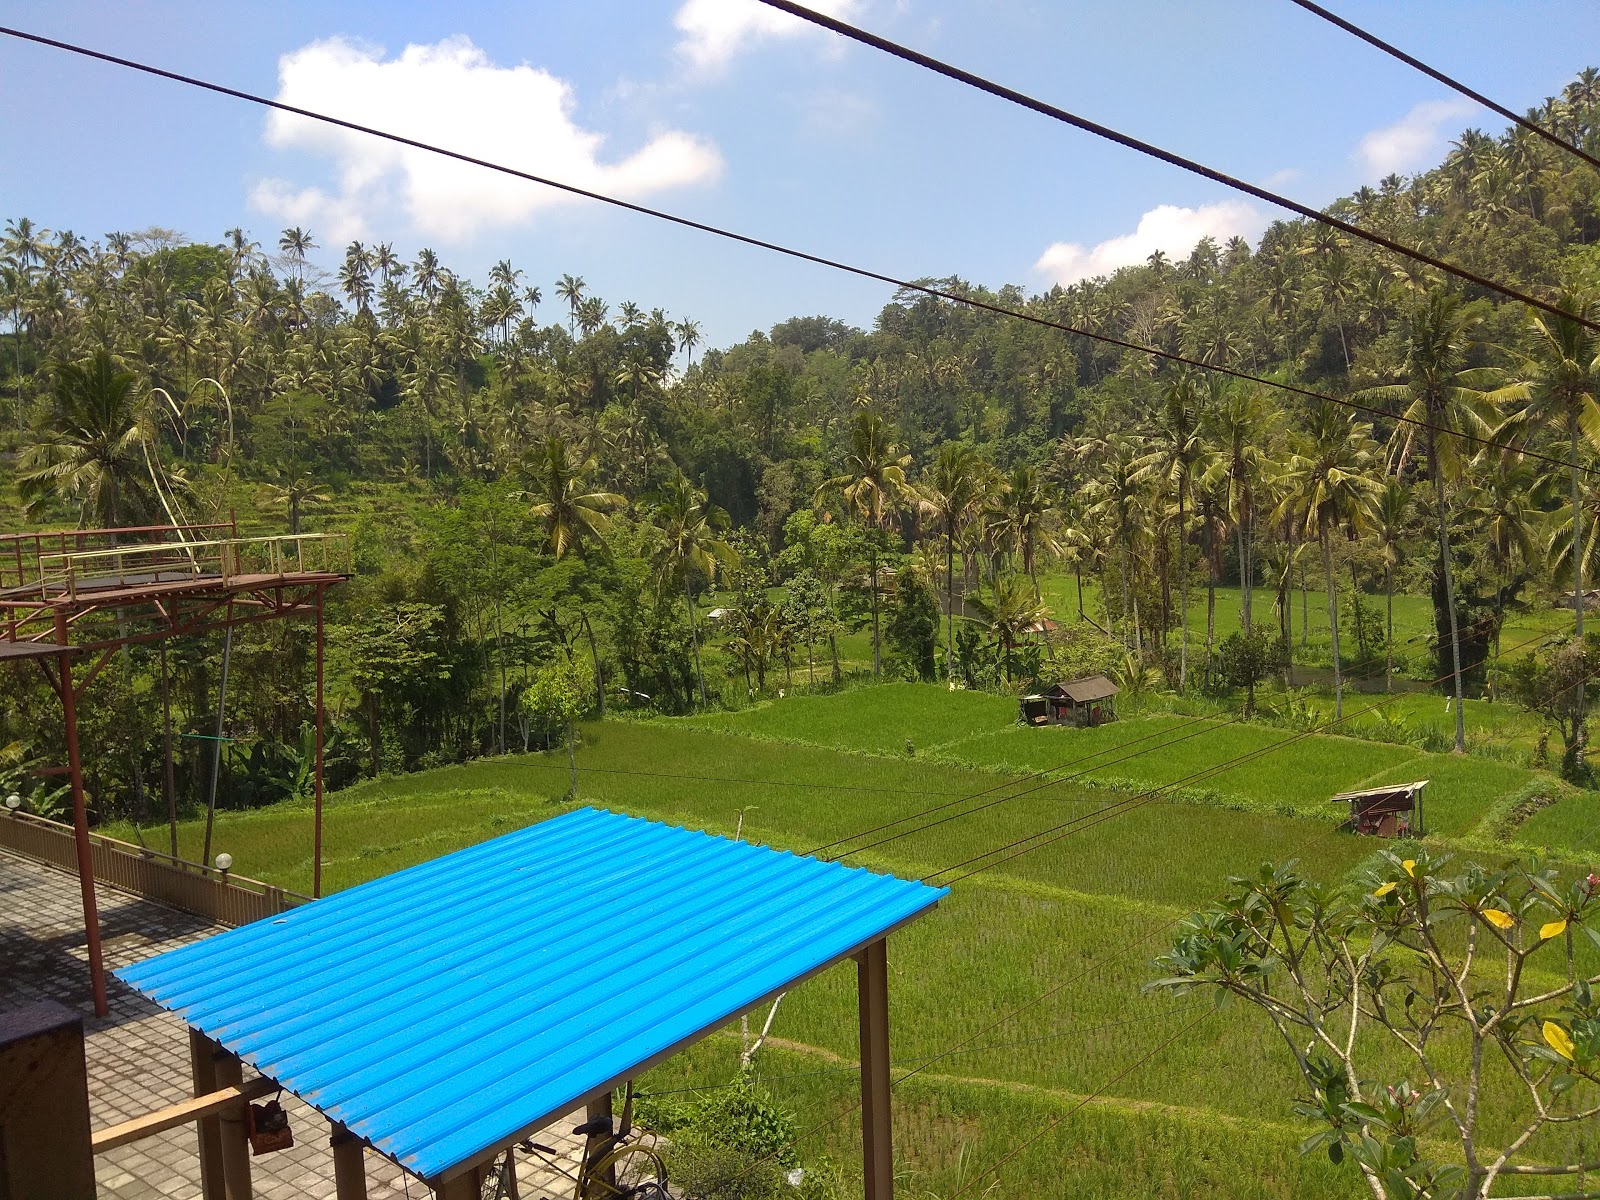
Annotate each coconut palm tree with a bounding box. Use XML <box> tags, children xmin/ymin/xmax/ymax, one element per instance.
<box><xmin>1200</xmin><ymin>380</ymin><xmax>1279</xmax><ymax>639</ymax></box>
<box><xmin>555</xmin><ymin>274</ymin><xmax>586</xmax><ymax>336</ymax></box>
<box><xmin>967</xmin><ymin>573</ymin><xmax>1048</xmax><ymax>684</ymax></box>
<box><xmin>265</xmin><ymin>473</ymin><xmax>331</xmax><ymax>535</ymax></box>
<box><xmin>1359</xmin><ymin>291</ymin><xmax>1505</xmax><ymax>752</ymax></box>
<box><xmin>522</xmin><ymin>434</ymin><xmax>623</xmax><ymax>559</ymax></box>
<box><xmin>917</xmin><ymin>442</ymin><xmax>983</xmax><ymax>682</ymax></box>
<box><xmin>18</xmin><ymin>350</ymin><xmax>158</xmax><ymax>526</ymax></box>
<box><xmin>1140</xmin><ymin>367</ymin><xmax>1206</xmax><ymax>690</ymax></box>
<box><xmin>816</xmin><ymin>410</ymin><xmax>911</xmax><ymax>677</ymax></box>
<box><xmin>650</xmin><ymin>473</ymin><xmax>737</xmax><ymax>706</ymax></box>
<box><xmin>991</xmin><ymin>463</ymin><xmax>1061</xmax><ymax>596</ymax></box>
<box><xmin>277</xmin><ymin>227</ymin><xmax>316</xmax><ymax>283</ymax></box>
<box><xmin>1084</xmin><ymin>435</ymin><xmax>1148</xmax><ymax>649</ymax></box>
<box><xmin>1372</xmin><ymin>479</ymin><xmax>1412</xmax><ymax>691</ymax></box>
<box><xmin>1496</xmin><ymin>291</ymin><xmax>1600</xmax><ymax>639</ymax></box>
<box><xmin>1275</xmin><ymin>401</ymin><xmax>1381</xmax><ymax>719</ymax></box>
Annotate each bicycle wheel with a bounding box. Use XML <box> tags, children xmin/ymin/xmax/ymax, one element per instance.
<box><xmin>585</xmin><ymin>1141</ymin><xmax>668</xmax><ymax>1199</ymax></box>
<box><xmin>479</xmin><ymin>1150</ymin><xmax>516</xmax><ymax>1200</ymax></box>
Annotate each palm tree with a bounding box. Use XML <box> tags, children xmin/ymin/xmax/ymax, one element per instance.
<box><xmin>967</xmin><ymin>574</ymin><xmax>1048</xmax><ymax>683</ymax></box>
<box><xmin>1276</xmin><ymin>402</ymin><xmax>1380</xmax><ymax>719</ymax></box>
<box><xmin>1497</xmin><ymin>291</ymin><xmax>1600</xmax><ymax>640</ymax></box>
<box><xmin>555</xmin><ymin>274</ymin><xmax>586</xmax><ymax>336</ymax></box>
<box><xmin>277</xmin><ymin>227</ymin><xmax>316</xmax><ymax>284</ymax></box>
<box><xmin>1372</xmin><ymin>479</ymin><xmax>1411</xmax><ymax>691</ymax></box>
<box><xmin>1201</xmin><ymin>381</ymin><xmax>1279</xmax><ymax>640</ymax></box>
<box><xmin>676</xmin><ymin>318</ymin><xmax>702</xmax><ymax>368</ymax></box>
<box><xmin>918</xmin><ymin>443</ymin><xmax>983</xmax><ymax>682</ymax></box>
<box><xmin>18</xmin><ymin>351</ymin><xmax>157</xmax><ymax>526</ymax></box>
<box><xmin>1141</xmin><ymin>368</ymin><xmax>1206</xmax><ymax>690</ymax></box>
<box><xmin>522</xmin><ymin>434</ymin><xmax>623</xmax><ymax>559</ymax></box>
<box><xmin>650</xmin><ymin>473</ymin><xmax>737</xmax><ymax>706</ymax></box>
<box><xmin>265</xmin><ymin>473</ymin><xmax>331</xmax><ymax>535</ymax></box>
<box><xmin>991</xmin><ymin>463</ymin><xmax>1061</xmax><ymax>595</ymax></box>
<box><xmin>816</xmin><ymin>410</ymin><xmax>911</xmax><ymax>677</ymax></box>
<box><xmin>1358</xmin><ymin>291</ymin><xmax>1504</xmax><ymax>752</ymax></box>
<box><xmin>1084</xmin><ymin>435</ymin><xmax>1147</xmax><ymax>648</ymax></box>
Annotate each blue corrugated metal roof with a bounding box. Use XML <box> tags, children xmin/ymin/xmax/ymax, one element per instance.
<box><xmin>116</xmin><ymin>807</ymin><xmax>945</xmax><ymax>1182</ymax></box>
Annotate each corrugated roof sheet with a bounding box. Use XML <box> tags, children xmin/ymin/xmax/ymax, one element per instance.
<box><xmin>115</xmin><ymin>807</ymin><xmax>945</xmax><ymax>1182</ymax></box>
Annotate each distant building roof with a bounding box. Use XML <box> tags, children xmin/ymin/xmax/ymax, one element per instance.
<box><xmin>1048</xmin><ymin>675</ymin><xmax>1119</xmax><ymax>703</ymax></box>
<box><xmin>1022</xmin><ymin>619</ymin><xmax>1059</xmax><ymax>635</ymax></box>
<box><xmin>1330</xmin><ymin>780</ymin><xmax>1429</xmax><ymax>806</ymax></box>
<box><xmin>116</xmin><ymin>808</ymin><xmax>946</xmax><ymax>1184</ymax></box>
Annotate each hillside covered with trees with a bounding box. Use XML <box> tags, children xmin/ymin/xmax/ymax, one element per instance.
<box><xmin>4</xmin><ymin>69</ymin><xmax>1600</xmax><ymax>818</ymax></box>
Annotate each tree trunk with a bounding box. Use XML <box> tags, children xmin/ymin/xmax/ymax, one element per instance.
<box><xmin>1177</xmin><ymin>484</ymin><xmax>1188</xmax><ymax>691</ymax></box>
<box><xmin>1432</xmin><ymin>438</ymin><xmax>1467</xmax><ymax>753</ymax></box>
<box><xmin>1237</xmin><ymin>502</ymin><xmax>1252</xmax><ymax>638</ymax></box>
<box><xmin>160</xmin><ymin>642</ymin><xmax>178</xmax><ymax>858</ymax></box>
<box><xmin>1570</xmin><ymin>413</ymin><xmax>1587</xmax><ymax>766</ymax></box>
<box><xmin>946</xmin><ymin>527</ymin><xmax>957</xmax><ymax>683</ymax></box>
<box><xmin>1350</xmin><ymin>556</ymin><xmax>1367</xmax><ymax>662</ymax></box>
<box><xmin>1205</xmin><ymin>509</ymin><xmax>1217</xmax><ymax>673</ymax></box>
<box><xmin>565</xmin><ymin>717</ymin><xmax>577</xmax><ymax>799</ymax></box>
<box><xmin>1323</xmin><ymin>532</ymin><xmax>1343</xmax><ymax>720</ymax></box>
<box><xmin>685</xmin><ymin>579</ymin><xmax>708</xmax><ymax>706</ymax></box>
<box><xmin>870</xmin><ymin>539</ymin><xmax>882</xmax><ymax>677</ymax></box>
<box><xmin>1385</xmin><ymin>564</ymin><xmax>1394</xmax><ymax>693</ymax></box>
<box><xmin>582</xmin><ymin>613</ymin><xmax>606</xmax><ymax>718</ymax></box>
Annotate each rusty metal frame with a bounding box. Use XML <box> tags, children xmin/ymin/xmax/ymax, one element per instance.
<box><xmin>2</xmin><ymin>525</ymin><xmax>348</xmax><ymax>1017</ymax></box>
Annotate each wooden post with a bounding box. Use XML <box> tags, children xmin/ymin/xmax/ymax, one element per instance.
<box><xmin>214</xmin><ymin>1049</ymin><xmax>253</xmax><ymax>1199</ymax></box>
<box><xmin>331</xmin><ymin>1123</ymin><xmax>369</xmax><ymax>1200</ymax></box>
<box><xmin>433</xmin><ymin>1165</ymin><xmax>481</xmax><ymax>1199</ymax></box>
<box><xmin>857</xmin><ymin>938</ymin><xmax>893</xmax><ymax>1200</ymax></box>
<box><xmin>582</xmin><ymin>1090</ymin><xmax>616</xmax><ymax>1200</ymax></box>
<box><xmin>190</xmin><ymin>1029</ymin><xmax>227</xmax><ymax>1200</ymax></box>
<box><xmin>0</xmin><ymin>1001</ymin><xmax>96</xmax><ymax>1200</ymax></box>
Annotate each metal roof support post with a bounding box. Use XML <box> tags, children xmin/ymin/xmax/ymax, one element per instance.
<box><xmin>56</xmin><ymin>607</ymin><xmax>107</xmax><ymax>1018</ymax></box>
<box><xmin>214</xmin><ymin>1049</ymin><xmax>254</xmax><ymax>1198</ymax></box>
<box><xmin>331</xmin><ymin>1123</ymin><xmax>369</xmax><ymax>1199</ymax></box>
<box><xmin>189</xmin><ymin>1029</ymin><xmax>227</xmax><ymax>1200</ymax></box>
<box><xmin>857</xmin><ymin>938</ymin><xmax>894</xmax><ymax>1200</ymax></box>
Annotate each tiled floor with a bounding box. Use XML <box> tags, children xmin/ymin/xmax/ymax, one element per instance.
<box><xmin>1</xmin><ymin>850</ymin><xmax>588</xmax><ymax>1199</ymax></box>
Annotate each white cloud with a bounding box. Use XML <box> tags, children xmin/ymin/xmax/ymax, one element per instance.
<box><xmin>1356</xmin><ymin>98</ymin><xmax>1476</xmax><ymax>178</ymax></box>
<box><xmin>1033</xmin><ymin>201</ymin><xmax>1269</xmax><ymax>286</ymax></box>
<box><xmin>674</xmin><ymin>0</ymin><xmax>861</xmax><ymax>73</ymax></box>
<box><xmin>250</xmin><ymin>35</ymin><xmax>723</xmax><ymax>243</ymax></box>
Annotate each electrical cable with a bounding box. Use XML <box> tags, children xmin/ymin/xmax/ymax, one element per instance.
<box><xmin>753</xmin><ymin>0</ymin><xmax>1600</xmax><ymax>336</ymax></box>
<box><xmin>1286</xmin><ymin>0</ymin><xmax>1600</xmax><ymax>176</ymax></box>
<box><xmin>0</xmin><ymin>24</ymin><xmax>1594</xmax><ymax>480</ymax></box>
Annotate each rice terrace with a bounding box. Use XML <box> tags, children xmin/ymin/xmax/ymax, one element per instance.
<box><xmin>4</xmin><ymin>4</ymin><xmax>1600</xmax><ymax>1199</ymax></box>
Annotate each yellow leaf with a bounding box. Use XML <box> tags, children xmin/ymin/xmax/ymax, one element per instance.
<box><xmin>1481</xmin><ymin>909</ymin><xmax>1515</xmax><ymax>930</ymax></box>
<box><xmin>1373</xmin><ymin>882</ymin><xmax>1397</xmax><ymax>898</ymax></box>
<box><xmin>1541</xmin><ymin>919</ymin><xmax>1568</xmax><ymax>941</ymax></box>
<box><xmin>1544</xmin><ymin>1021</ymin><xmax>1577</xmax><ymax>1062</ymax></box>
<box><xmin>1402</xmin><ymin>859</ymin><xmax>1416</xmax><ymax>877</ymax></box>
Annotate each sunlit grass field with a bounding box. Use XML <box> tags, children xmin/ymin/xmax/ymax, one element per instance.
<box><xmin>112</xmin><ymin>684</ymin><xmax>1599</xmax><ymax>1198</ymax></box>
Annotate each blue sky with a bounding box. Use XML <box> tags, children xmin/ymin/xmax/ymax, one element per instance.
<box><xmin>0</xmin><ymin>0</ymin><xmax>1593</xmax><ymax>350</ymax></box>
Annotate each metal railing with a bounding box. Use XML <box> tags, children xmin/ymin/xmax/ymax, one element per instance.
<box><xmin>0</xmin><ymin>522</ymin><xmax>237</xmax><ymax>591</ymax></box>
<box><xmin>30</xmin><ymin>533</ymin><xmax>352</xmax><ymax>601</ymax></box>
<box><xmin>0</xmin><ymin>809</ymin><xmax>309</xmax><ymax>927</ymax></box>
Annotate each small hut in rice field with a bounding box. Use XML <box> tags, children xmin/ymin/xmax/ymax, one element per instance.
<box><xmin>1020</xmin><ymin>674</ymin><xmax>1119</xmax><ymax>728</ymax></box>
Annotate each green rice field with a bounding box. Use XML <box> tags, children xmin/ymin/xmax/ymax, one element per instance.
<box><xmin>115</xmin><ymin>683</ymin><xmax>1600</xmax><ymax>1198</ymax></box>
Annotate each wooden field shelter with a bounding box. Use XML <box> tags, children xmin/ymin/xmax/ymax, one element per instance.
<box><xmin>105</xmin><ymin>809</ymin><xmax>945</xmax><ymax>1199</ymax></box>
<box><xmin>0</xmin><ymin>521</ymin><xmax>350</xmax><ymax>1016</ymax></box>
<box><xmin>1020</xmin><ymin>674</ymin><xmax>1119</xmax><ymax>728</ymax></box>
<box><xmin>1331</xmin><ymin>780</ymin><xmax>1428</xmax><ymax>838</ymax></box>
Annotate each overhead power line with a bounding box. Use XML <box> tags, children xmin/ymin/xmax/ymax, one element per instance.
<box><xmin>1287</xmin><ymin>0</ymin><xmax>1600</xmax><ymax>175</ymax></box>
<box><xmin>753</xmin><ymin>0</ymin><xmax>1600</xmax><ymax>337</ymax></box>
<box><xmin>0</xmin><ymin>24</ymin><xmax>1588</xmax><ymax>478</ymax></box>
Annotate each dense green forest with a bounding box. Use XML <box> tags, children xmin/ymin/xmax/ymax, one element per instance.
<box><xmin>4</xmin><ymin>69</ymin><xmax>1600</xmax><ymax>820</ymax></box>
